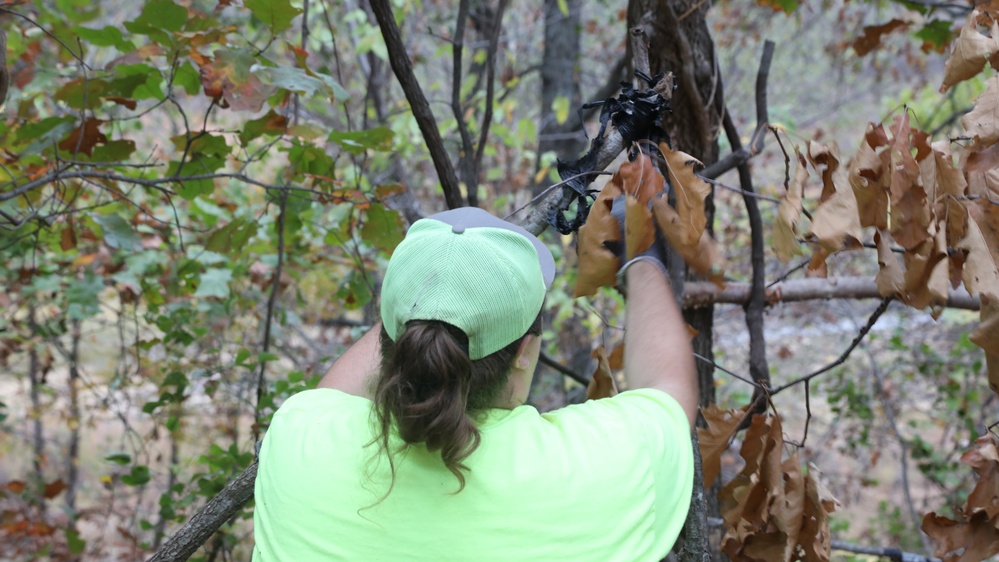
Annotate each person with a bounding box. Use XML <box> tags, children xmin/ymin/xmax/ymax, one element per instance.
<box><xmin>252</xmin><ymin>206</ymin><xmax>698</xmax><ymax>561</ymax></box>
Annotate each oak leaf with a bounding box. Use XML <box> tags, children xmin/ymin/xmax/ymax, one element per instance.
<box><xmin>957</xmin><ymin>204</ymin><xmax>999</xmax><ymax>298</ymax></box>
<box><xmin>962</xmin><ymin>76</ymin><xmax>999</xmax><ymax>147</ymax></box>
<box><xmin>697</xmin><ymin>403</ymin><xmax>749</xmax><ymax>489</ymax></box>
<box><xmin>807</xmin><ymin>141</ymin><xmax>862</xmax><ymax>254</ymax></box>
<box><xmin>586</xmin><ymin>347</ymin><xmax>618</xmax><ymax>400</ymax></box>
<box><xmin>874</xmin><ymin>230</ymin><xmax>905</xmax><ymax>298</ymax></box>
<box><xmin>853</xmin><ymin>19</ymin><xmax>910</xmax><ymax>56</ymax></box>
<box><xmin>652</xmin><ymin>198</ymin><xmax>727</xmax><ymax>287</ymax></box>
<box><xmin>849</xmin><ymin>123</ymin><xmax>890</xmax><ymax>230</ymax></box>
<box><xmin>659</xmin><ymin>141</ymin><xmax>711</xmax><ymax>247</ymax></box>
<box><xmin>573</xmin><ymin>174</ymin><xmax>623</xmax><ymax>297</ymax></box>
<box><xmin>888</xmin><ymin>113</ymin><xmax>931</xmax><ymax>250</ymax></box>
<box><xmin>774</xmin><ymin>148</ymin><xmax>808</xmax><ymax>262</ymax></box>
<box><xmin>940</xmin><ymin>12</ymin><xmax>999</xmax><ymax>93</ymax></box>
<box><xmin>57</xmin><ymin>118</ymin><xmax>107</xmax><ymax>157</ymax></box>
<box><xmin>923</xmin><ymin>435</ymin><xmax>999</xmax><ymax>560</ymax></box>
<box><xmin>800</xmin><ymin>464</ymin><xmax>838</xmax><ymax>562</ymax></box>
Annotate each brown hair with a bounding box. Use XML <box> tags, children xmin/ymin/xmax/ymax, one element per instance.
<box><xmin>371</xmin><ymin>312</ymin><xmax>542</xmax><ymax>493</ymax></box>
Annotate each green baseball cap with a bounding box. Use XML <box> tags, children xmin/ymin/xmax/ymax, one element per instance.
<box><xmin>380</xmin><ymin>207</ymin><xmax>555</xmax><ymax>360</ymax></box>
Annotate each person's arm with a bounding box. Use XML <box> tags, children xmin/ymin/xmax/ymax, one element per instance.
<box><xmin>317</xmin><ymin>324</ymin><xmax>382</xmax><ymax>399</ymax></box>
<box><xmin>623</xmin><ymin>262</ymin><xmax>699</xmax><ymax>427</ymax></box>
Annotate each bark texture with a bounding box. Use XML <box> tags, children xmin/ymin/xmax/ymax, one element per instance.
<box><xmin>626</xmin><ymin>1</ymin><xmax>724</xmax><ymax>558</ymax></box>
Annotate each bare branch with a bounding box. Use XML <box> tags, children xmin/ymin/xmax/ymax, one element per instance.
<box><xmin>368</xmin><ymin>0</ymin><xmax>464</xmax><ymax>209</ymax></box>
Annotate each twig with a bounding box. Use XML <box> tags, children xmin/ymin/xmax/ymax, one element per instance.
<box><xmin>830</xmin><ymin>539</ymin><xmax>940</xmax><ymax>562</ymax></box>
<box><xmin>771</xmin><ymin>298</ymin><xmax>893</xmax><ymax>395</ymax></box>
<box><xmin>692</xmin><ymin>353</ymin><xmax>761</xmax><ymax>389</ymax></box>
<box><xmin>368</xmin><ymin>0</ymin><xmax>464</xmax><ymax>209</ymax></box>
<box><xmin>254</xmin><ymin>187</ymin><xmax>289</xmax><ymax>443</ymax></box>
<box><xmin>450</xmin><ymin>0</ymin><xmax>476</xmax><ymax>205</ymax></box>
<box><xmin>471</xmin><ymin>0</ymin><xmax>508</xmax><ymax>197</ymax></box>
<box><xmin>538</xmin><ymin>351</ymin><xmax>588</xmax><ymax>385</ymax></box>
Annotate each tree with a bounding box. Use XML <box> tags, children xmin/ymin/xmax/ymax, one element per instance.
<box><xmin>1</xmin><ymin>1</ymin><xmax>998</xmax><ymax>561</ymax></box>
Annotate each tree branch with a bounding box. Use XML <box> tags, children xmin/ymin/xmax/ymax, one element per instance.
<box><xmin>145</xmin><ymin>462</ymin><xmax>258</xmax><ymax>562</ymax></box>
<box><xmin>771</xmin><ymin>298</ymin><xmax>893</xmax><ymax>395</ymax></box>
<box><xmin>682</xmin><ymin>278</ymin><xmax>979</xmax><ymax>310</ymax></box>
<box><xmin>368</xmin><ymin>0</ymin><xmax>464</xmax><ymax>209</ymax></box>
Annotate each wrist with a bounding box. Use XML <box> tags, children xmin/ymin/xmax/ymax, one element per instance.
<box><xmin>617</xmin><ymin>256</ymin><xmax>669</xmax><ymax>288</ymax></box>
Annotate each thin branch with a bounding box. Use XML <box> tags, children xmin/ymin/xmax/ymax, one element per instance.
<box><xmin>539</xmin><ymin>351</ymin><xmax>588</xmax><ymax>385</ymax></box>
<box><xmin>450</xmin><ymin>0</ymin><xmax>476</xmax><ymax>205</ymax></box>
<box><xmin>771</xmin><ymin>298</ymin><xmax>893</xmax><ymax>395</ymax></box>
<box><xmin>254</xmin><ymin>188</ymin><xmax>289</xmax><ymax>442</ymax></box>
<box><xmin>830</xmin><ymin>539</ymin><xmax>940</xmax><ymax>562</ymax></box>
<box><xmin>471</xmin><ymin>0</ymin><xmax>508</xmax><ymax>192</ymax></box>
<box><xmin>368</xmin><ymin>0</ymin><xmax>464</xmax><ymax>209</ymax></box>
<box><xmin>692</xmin><ymin>352</ymin><xmax>761</xmax><ymax>389</ymax></box>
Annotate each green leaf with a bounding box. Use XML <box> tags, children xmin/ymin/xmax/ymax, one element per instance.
<box><xmin>250</xmin><ymin>65</ymin><xmax>348</xmax><ymax>101</ymax></box>
<box><xmin>327</xmin><ymin>127</ymin><xmax>394</xmax><ymax>154</ymax></box>
<box><xmin>66</xmin><ymin>274</ymin><xmax>104</xmax><ymax>319</ymax></box>
<box><xmin>337</xmin><ymin>271</ymin><xmax>372</xmax><ymax>310</ymax></box>
<box><xmin>73</xmin><ymin>25</ymin><xmax>135</xmax><ymax>51</ymax></box>
<box><xmin>174</xmin><ymin>62</ymin><xmax>201</xmax><ymax>96</ymax></box>
<box><xmin>131</xmin><ymin>0</ymin><xmax>188</xmax><ymax>33</ymax></box>
<box><xmin>756</xmin><ymin>0</ymin><xmax>799</xmax><ymax>13</ymax></box>
<box><xmin>66</xmin><ymin>528</ymin><xmax>86</xmax><ymax>555</ymax></box>
<box><xmin>122</xmin><ymin>465</ymin><xmax>151</xmax><ymax>486</ymax></box>
<box><xmin>105</xmin><ymin>453</ymin><xmax>132</xmax><ymax>465</ymax></box>
<box><xmin>239</xmin><ymin>110</ymin><xmax>289</xmax><ymax>146</ymax></box>
<box><xmin>205</xmin><ymin>218</ymin><xmax>258</xmax><ymax>256</ymax></box>
<box><xmin>91</xmin><ymin>140</ymin><xmax>137</xmax><ymax>162</ymax></box>
<box><xmin>287</xmin><ymin>143</ymin><xmax>335</xmax><ymax>178</ymax></box>
<box><xmin>557</xmin><ymin>0</ymin><xmax>569</xmax><ymax>16</ymax></box>
<box><xmin>360</xmin><ymin>203</ymin><xmax>404</xmax><ymax>254</ymax></box>
<box><xmin>914</xmin><ymin>20</ymin><xmax>955</xmax><ymax>51</ymax></box>
<box><xmin>92</xmin><ymin>212</ymin><xmax>141</xmax><ymax>251</ymax></box>
<box><xmin>246</xmin><ymin>0</ymin><xmax>303</xmax><ymax>35</ymax></box>
<box><xmin>552</xmin><ymin>95</ymin><xmax>569</xmax><ymax>125</ymax></box>
<box><xmin>195</xmin><ymin>268</ymin><xmax>233</xmax><ymax>299</ymax></box>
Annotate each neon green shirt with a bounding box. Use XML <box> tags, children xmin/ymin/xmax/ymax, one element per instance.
<box><xmin>252</xmin><ymin>387</ymin><xmax>693</xmax><ymax>561</ymax></box>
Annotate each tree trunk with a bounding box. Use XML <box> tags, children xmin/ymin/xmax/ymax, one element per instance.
<box><xmin>627</xmin><ymin>1</ymin><xmax>725</xmax><ymax>559</ymax></box>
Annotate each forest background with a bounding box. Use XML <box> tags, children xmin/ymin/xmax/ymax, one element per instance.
<box><xmin>1</xmin><ymin>0</ymin><xmax>998</xmax><ymax>560</ymax></box>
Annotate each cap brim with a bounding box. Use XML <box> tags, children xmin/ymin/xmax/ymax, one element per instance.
<box><xmin>426</xmin><ymin>208</ymin><xmax>555</xmax><ymax>289</ymax></box>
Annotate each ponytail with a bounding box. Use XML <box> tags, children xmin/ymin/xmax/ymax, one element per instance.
<box><xmin>372</xmin><ymin>316</ymin><xmax>537</xmax><ymax>492</ymax></box>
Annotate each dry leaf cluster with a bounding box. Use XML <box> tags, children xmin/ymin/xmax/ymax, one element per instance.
<box><xmin>700</xmin><ymin>406</ymin><xmax>838</xmax><ymax>562</ymax></box>
<box><xmin>574</xmin><ymin>146</ymin><xmax>725</xmax><ymax>297</ymax></box>
<box><xmin>922</xmin><ymin>435</ymin><xmax>999</xmax><ymax>561</ymax></box>
<box><xmin>775</xmin><ymin>6</ymin><xmax>999</xmax><ymax>395</ymax></box>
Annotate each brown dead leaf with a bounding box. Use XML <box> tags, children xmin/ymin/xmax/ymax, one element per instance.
<box><xmin>933</xmin><ymin>141</ymin><xmax>969</xmax><ymax>248</ymax></box>
<box><xmin>962</xmin><ymin>76</ymin><xmax>999</xmax><ymax>147</ymax></box>
<box><xmin>901</xmin><ymin>226</ymin><xmax>949</xmax><ymax>311</ymax></box>
<box><xmin>652</xmin><ymin>198</ymin><xmax>727</xmax><ymax>287</ymax></box>
<box><xmin>806</xmin><ymin>247</ymin><xmax>830</xmax><ymax>278</ymax></box>
<box><xmin>619</xmin><ymin>151</ymin><xmax>664</xmax><ymax>205</ymax></box>
<box><xmin>957</xmin><ymin>204</ymin><xmax>999</xmax><ymax>297</ymax></box>
<box><xmin>586</xmin><ymin>347</ymin><xmax>618</xmax><ymax>400</ymax></box>
<box><xmin>801</xmin><ymin>464</ymin><xmax>838</xmax><ymax>562</ymax></box>
<box><xmin>962</xmin><ymin>434</ymin><xmax>999</xmax><ymax>519</ymax></box>
<box><xmin>573</xmin><ymin>177</ymin><xmax>624</xmax><ymax>297</ymax></box>
<box><xmin>807</xmin><ymin>141</ymin><xmax>863</xmax><ymax>253</ymax></box>
<box><xmin>774</xmin><ymin>148</ymin><xmax>808</xmax><ymax>262</ymax></box>
<box><xmin>875</xmin><ymin>230</ymin><xmax>905</xmax><ymax>298</ymax></box>
<box><xmin>607</xmin><ymin>341</ymin><xmax>624</xmax><ymax>370</ymax></box>
<box><xmin>941</xmin><ymin>12</ymin><xmax>999</xmax><ymax>93</ymax></box>
<box><xmin>853</xmin><ymin>19</ymin><xmax>910</xmax><ymax>56</ymax></box>
<box><xmin>57</xmin><ymin>118</ymin><xmax>107</xmax><ymax>157</ymax></box>
<box><xmin>660</xmin><ymin>141</ymin><xmax>711</xmax><ymax>247</ymax></box>
<box><xmin>43</xmin><ymin>479</ymin><xmax>67</xmax><ymax>499</ymax></box>
<box><xmin>697</xmin><ymin>403</ymin><xmax>749</xmax><ymax>489</ymax></box>
<box><xmin>889</xmin><ymin>113</ymin><xmax>932</xmax><ymax>250</ymax></box>
<box><xmin>625</xmin><ymin>194</ymin><xmax>655</xmax><ymax>260</ymax></box>
<box><xmin>849</xmin><ymin>123</ymin><xmax>891</xmax><ymax>230</ymax></box>
<box><xmin>972</xmin><ymin>292</ymin><xmax>999</xmax><ymax>356</ymax></box>
<box><xmin>923</xmin><ymin>511</ymin><xmax>999</xmax><ymax>562</ymax></box>
<box><xmin>923</xmin><ymin>435</ymin><xmax>999</xmax><ymax>560</ymax></box>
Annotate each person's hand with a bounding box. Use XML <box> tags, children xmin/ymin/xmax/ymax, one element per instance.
<box><xmin>608</xmin><ymin>195</ymin><xmax>669</xmax><ymax>284</ymax></box>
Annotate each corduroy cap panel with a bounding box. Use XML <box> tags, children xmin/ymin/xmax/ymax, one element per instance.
<box><xmin>380</xmin><ymin>210</ymin><xmax>548</xmax><ymax>360</ymax></box>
